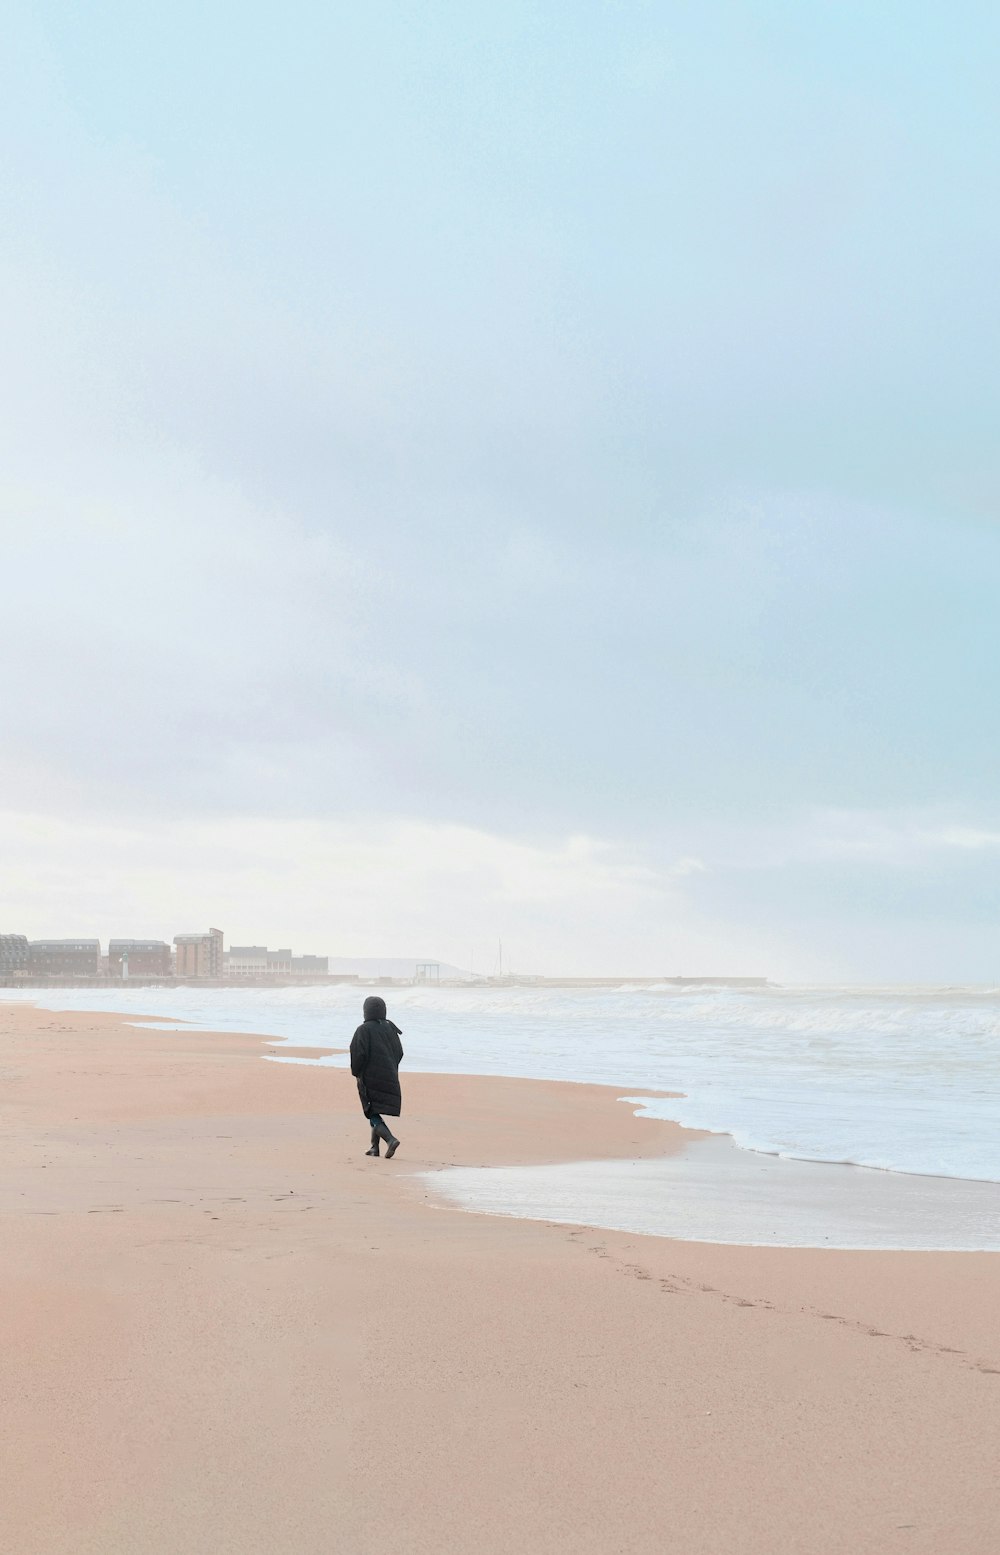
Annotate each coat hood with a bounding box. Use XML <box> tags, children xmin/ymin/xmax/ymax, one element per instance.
<box><xmin>363</xmin><ymin>995</ymin><xmax>387</xmax><ymax>1022</ymax></box>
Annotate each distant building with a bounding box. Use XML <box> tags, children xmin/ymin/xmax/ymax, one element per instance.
<box><xmin>0</xmin><ymin>934</ymin><xmax>30</xmax><ymax>978</ymax></box>
<box><xmin>292</xmin><ymin>954</ymin><xmax>328</xmax><ymax>974</ymax></box>
<box><xmin>224</xmin><ymin>946</ymin><xmax>328</xmax><ymax>977</ymax></box>
<box><xmin>28</xmin><ymin>939</ymin><xmax>101</xmax><ymax>978</ymax></box>
<box><xmin>227</xmin><ymin>945</ymin><xmax>268</xmax><ymax>977</ymax></box>
<box><xmin>108</xmin><ymin>940</ymin><xmax>172</xmax><ymax>979</ymax></box>
<box><xmin>173</xmin><ymin>928</ymin><xmax>224</xmax><ymax>979</ymax></box>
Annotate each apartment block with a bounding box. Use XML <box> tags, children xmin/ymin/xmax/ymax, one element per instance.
<box><xmin>0</xmin><ymin>934</ymin><xmax>29</xmax><ymax>978</ymax></box>
<box><xmin>173</xmin><ymin>928</ymin><xmax>224</xmax><ymax>979</ymax></box>
<box><xmin>227</xmin><ymin>945</ymin><xmax>268</xmax><ymax>977</ymax></box>
<box><xmin>108</xmin><ymin>939</ymin><xmax>172</xmax><ymax>978</ymax></box>
<box><xmin>28</xmin><ymin>939</ymin><xmax>101</xmax><ymax>978</ymax></box>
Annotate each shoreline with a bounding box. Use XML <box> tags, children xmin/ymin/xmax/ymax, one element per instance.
<box><xmin>423</xmin><ymin>1132</ymin><xmax>1000</xmax><ymax>1252</ymax></box>
<box><xmin>2</xmin><ymin>1001</ymin><xmax>1000</xmax><ymax>1553</ymax></box>
<box><xmin>7</xmin><ymin>994</ymin><xmax>1000</xmax><ymax>1242</ymax></box>
<box><xmin>6</xmin><ymin>980</ymin><xmax>995</xmax><ymax>1187</ymax></box>
<box><xmin>12</xmin><ymin>993</ymin><xmax>1000</xmax><ymax>1232</ymax></box>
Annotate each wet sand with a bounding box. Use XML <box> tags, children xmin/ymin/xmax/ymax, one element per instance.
<box><xmin>2</xmin><ymin>1001</ymin><xmax>999</xmax><ymax>1554</ymax></box>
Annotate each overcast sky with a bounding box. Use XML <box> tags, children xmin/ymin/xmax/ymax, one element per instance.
<box><xmin>3</xmin><ymin>3</ymin><xmax>999</xmax><ymax>979</ymax></box>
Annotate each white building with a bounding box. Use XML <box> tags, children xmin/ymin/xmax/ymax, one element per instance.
<box><xmin>226</xmin><ymin>945</ymin><xmax>268</xmax><ymax>977</ymax></box>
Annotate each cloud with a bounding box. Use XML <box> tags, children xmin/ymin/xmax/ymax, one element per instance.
<box><xmin>934</xmin><ymin>827</ymin><xmax>1000</xmax><ymax>852</ymax></box>
<box><xmin>789</xmin><ymin>809</ymin><xmax>1000</xmax><ymax>867</ymax></box>
<box><xmin>665</xmin><ymin>855</ymin><xmax>707</xmax><ymax>879</ymax></box>
<box><xmin>0</xmin><ymin>810</ymin><xmax>778</xmax><ymax>977</ymax></box>
<box><xmin>3</xmin><ymin>7</ymin><xmax>1000</xmax><ymax>983</ymax></box>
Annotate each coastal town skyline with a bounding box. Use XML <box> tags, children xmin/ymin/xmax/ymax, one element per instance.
<box><xmin>1</xmin><ymin>928</ymin><xmax>768</xmax><ymax>989</ymax></box>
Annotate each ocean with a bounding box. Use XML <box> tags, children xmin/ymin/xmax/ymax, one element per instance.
<box><xmin>5</xmin><ymin>981</ymin><xmax>1000</xmax><ymax>1248</ymax></box>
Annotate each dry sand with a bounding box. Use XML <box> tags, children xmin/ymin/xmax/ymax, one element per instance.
<box><xmin>1</xmin><ymin>1001</ymin><xmax>999</xmax><ymax>1555</ymax></box>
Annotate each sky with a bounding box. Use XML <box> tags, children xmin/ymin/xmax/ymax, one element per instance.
<box><xmin>2</xmin><ymin>2</ymin><xmax>999</xmax><ymax>980</ymax></box>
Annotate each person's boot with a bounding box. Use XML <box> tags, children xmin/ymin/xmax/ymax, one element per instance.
<box><xmin>374</xmin><ymin>1117</ymin><xmax>400</xmax><ymax>1159</ymax></box>
<box><xmin>365</xmin><ymin>1125</ymin><xmax>380</xmax><ymax>1157</ymax></box>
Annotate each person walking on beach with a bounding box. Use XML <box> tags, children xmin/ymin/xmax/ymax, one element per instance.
<box><xmin>350</xmin><ymin>995</ymin><xmax>403</xmax><ymax>1158</ymax></box>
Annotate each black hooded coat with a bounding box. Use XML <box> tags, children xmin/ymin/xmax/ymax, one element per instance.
<box><xmin>349</xmin><ymin>996</ymin><xmax>404</xmax><ymax>1119</ymax></box>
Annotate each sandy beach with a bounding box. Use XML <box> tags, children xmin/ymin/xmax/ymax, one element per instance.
<box><xmin>2</xmin><ymin>1002</ymin><xmax>999</xmax><ymax>1554</ymax></box>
